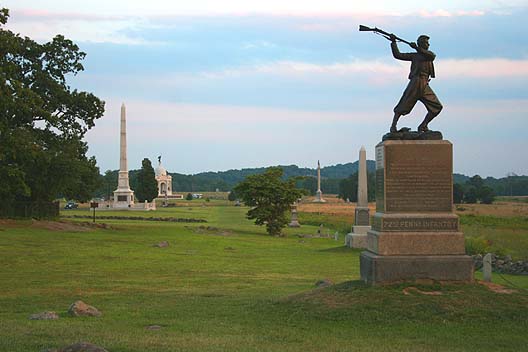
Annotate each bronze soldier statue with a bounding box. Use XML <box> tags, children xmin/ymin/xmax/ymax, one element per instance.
<box><xmin>389</xmin><ymin>33</ymin><xmax>442</xmax><ymax>133</ymax></box>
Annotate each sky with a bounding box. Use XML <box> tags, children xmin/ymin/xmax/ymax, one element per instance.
<box><xmin>3</xmin><ymin>0</ymin><xmax>528</xmax><ymax>177</ymax></box>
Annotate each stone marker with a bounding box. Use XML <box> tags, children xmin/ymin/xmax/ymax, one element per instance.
<box><xmin>68</xmin><ymin>301</ymin><xmax>101</xmax><ymax>317</ymax></box>
<box><xmin>359</xmin><ymin>140</ymin><xmax>474</xmax><ymax>284</ymax></box>
<box><xmin>29</xmin><ymin>311</ymin><xmax>59</xmax><ymax>320</ymax></box>
<box><xmin>483</xmin><ymin>253</ymin><xmax>492</xmax><ymax>282</ymax></box>
<box><xmin>313</xmin><ymin>160</ymin><xmax>326</xmax><ymax>203</ymax></box>
<box><xmin>346</xmin><ymin>146</ymin><xmax>371</xmax><ymax>248</ymax></box>
<box><xmin>288</xmin><ymin>202</ymin><xmax>301</xmax><ymax>227</ymax></box>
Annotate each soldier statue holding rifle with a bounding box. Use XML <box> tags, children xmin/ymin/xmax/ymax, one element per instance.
<box><xmin>359</xmin><ymin>25</ymin><xmax>443</xmax><ymax>135</ymax></box>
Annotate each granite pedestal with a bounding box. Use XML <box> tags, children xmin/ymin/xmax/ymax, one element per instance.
<box><xmin>360</xmin><ymin>140</ymin><xmax>474</xmax><ymax>285</ymax></box>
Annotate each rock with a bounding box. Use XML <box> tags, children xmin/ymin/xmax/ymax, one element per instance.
<box><xmin>30</xmin><ymin>311</ymin><xmax>59</xmax><ymax>320</ymax></box>
<box><xmin>67</xmin><ymin>301</ymin><xmax>101</xmax><ymax>317</ymax></box>
<box><xmin>153</xmin><ymin>241</ymin><xmax>169</xmax><ymax>248</ymax></box>
<box><xmin>146</xmin><ymin>325</ymin><xmax>162</xmax><ymax>330</ymax></box>
<box><xmin>315</xmin><ymin>279</ymin><xmax>333</xmax><ymax>288</ymax></box>
<box><xmin>58</xmin><ymin>342</ymin><xmax>108</xmax><ymax>352</ymax></box>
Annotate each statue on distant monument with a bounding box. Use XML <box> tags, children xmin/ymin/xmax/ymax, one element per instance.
<box><xmin>359</xmin><ymin>25</ymin><xmax>443</xmax><ymax>139</ymax></box>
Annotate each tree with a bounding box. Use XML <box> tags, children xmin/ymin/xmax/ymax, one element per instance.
<box><xmin>479</xmin><ymin>186</ymin><xmax>495</xmax><ymax>204</ymax></box>
<box><xmin>228</xmin><ymin>190</ymin><xmax>237</xmax><ymax>201</ymax></box>
<box><xmin>0</xmin><ymin>8</ymin><xmax>105</xmax><ymax>205</ymax></box>
<box><xmin>338</xmin><ymin>172</ymin><xmax>376</xmax><ymax>202</ymax></box>
<box><xmin>453</xmin><ymin>183</ymin><xmax>464</xmax><ymax>204</ymax></box>
<box><xmin>464</xmin><ymin>186</ymin><xmax>478</xmax><ymax>204</ymax></box>
<box><xmin>234</xmin><ymin>167</ymin><xmax>305</xmax><ymax>237</ymax></box>
<box><xmin>135</xmin><ymin>158</ymin><xmax>158</xmax><ymax>202</ymax></box>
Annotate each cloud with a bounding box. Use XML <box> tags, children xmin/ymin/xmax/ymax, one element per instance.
<box><xmin>197</xmin><ymin>57</ymin><xmax>528</xmax><ymax>84</ymax></box>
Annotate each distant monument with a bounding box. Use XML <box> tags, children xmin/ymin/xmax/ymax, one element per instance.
<box><xmin>288</xmin><ymin>202</ymin><xmax>301</xmax><ymax>227</ymax></box>
<box><xmin>345</xmin><ymin>146</ymin><xmax>370</xmax><ymax>248</ymax></box>
<box><xmin>358</xmin><ymin>25</ymin><xmax>473</xmax><ymax>284</ymax></box>
<box><xmin>155</xmin><ymin>156</ymin><xmax>173</xmax><ymax>197</ymax></box>
<box><xmin>313</xmin><ymin>160</ymin><xmax>326</xmax><ymax>203</ymax></box>
<box><xmin>113</xmin><ymin>103</ymin><xmax>135</xmax><ymax>208</ymax></box>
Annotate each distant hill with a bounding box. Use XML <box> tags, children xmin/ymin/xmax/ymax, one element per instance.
<box><xmin>188</xmin><ymin>161</ymin><xmax>377</xmax><ymax>189</ymax></box>
<box><xmin>93</xmin><ymin>163</ymin><xmax>528</xmax><ymax>197</ymax></box>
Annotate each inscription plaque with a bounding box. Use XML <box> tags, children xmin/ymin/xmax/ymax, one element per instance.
<box><xmin>117</xmin><ymin>195</ymin><xmax>127</xmax><ymax>202</ymax></box>
<box><xmin>384</xmin><ymin>142</ymin><xmax>452</xmax><ymax>212</ymax></box>
<box><xmin>355</xmin><ymin>208</ymin><xmax>370</xmax><ymax>226</ymax></box>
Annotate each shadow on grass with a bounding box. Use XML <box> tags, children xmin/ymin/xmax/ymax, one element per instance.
<box><xmin>318</xmin><ymin>246</ymin><xmax>360</xmax><ymax>253</ymax></box>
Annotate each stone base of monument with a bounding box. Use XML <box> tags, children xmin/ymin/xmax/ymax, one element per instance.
<box><xmin>288</xmin><ymin>220</ymin><xmax>300</xmax><ymax>228</ymax></box>
<box><xmin>360</xmin><ymin>251</ymin><xmax>474</xmax><ymax>284</ymax></box>
<box><xmin>313</xmin><ymin>190</ymin><xmax>326</xmax><ymax>203</ymax></box>
<box><xmin>345</xmin><ymin>233</ymin><xmax>367</xmax><ymax>248</ymax></box>
<box><xmin>345</xmin><ymin>225</ymin><xmax>371</xmax><ymax>248</ymax></box>
<box><xmin>360</xmin><ymin>139</ymin><xmax>474</xmax><ymax>285</ymax></box>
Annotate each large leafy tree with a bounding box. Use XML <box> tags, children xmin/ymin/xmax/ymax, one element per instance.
<box><xmin>234</xmin><ymin>167</ymin><xmax>305</xmax><ymax>237</ymax></box>
<box><xmin>0</xmin><ymin>8</ymin><xmax>104</xmax><ymax>204</ymax></box>
<box><xmin>135</xmin><ymin>158</ymin><xmax>158</xmax><ymax>202</ymax></box>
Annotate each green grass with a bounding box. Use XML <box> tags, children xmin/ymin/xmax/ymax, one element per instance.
<box><xmin>461</xmin><ymin>215</ymin><xmax>528</xmax><ymax>259</ymax></box>
<box><xmin>1</xmin><ymin>206</ymin><xmax>528</xmax><ymax>351</ymax></box>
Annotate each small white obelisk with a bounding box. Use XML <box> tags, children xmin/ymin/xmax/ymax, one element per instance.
<box><xmin>313</xmin><ymin>160</ymin><xmax>326</xmax><ymax>203</ymax></box>
<box><xmin>346</xmin><ymin>146</ymin><xmax>371</xmax><ymax>248</ymax></box>
<box><xmin>113</xmin><ymin>103</ymin><xmax>135</xmax><ymax>208</ymax></box>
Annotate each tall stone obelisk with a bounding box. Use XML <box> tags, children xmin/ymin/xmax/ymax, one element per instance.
<box><xmin>113</xmin><ymin>103</ymin><xmax>135</xmax><ymax>208</ymax></box>
<box><xmin>346</xmin><ymin>146</ymin><xmax>371</xmax><ymax>248</ymax></box>
<box><xmin>313</xmin><ymin>160</ymin><xmax>326</xmax><ymax>203</ymax></box>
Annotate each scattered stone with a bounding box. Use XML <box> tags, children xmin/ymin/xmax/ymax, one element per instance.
<box><xmin>58</xmin><ymin>342</ymin><xmax>108</xmax><ymax>352</ymax></box>
<box><xmin>29</xmin><ymin>311</ymin><xmax>59</xmax><ymax>320</ymax></box>
<box><xmin>67</xmin><ymin>301</ymin><xmax>102</xmax><ymax>317</ymax></box>
<box><xmin>315</xmin><ymin>279</ymin><xmax>333</xmax><ymax>288</ymax></box>
<box><xmin>472</xmin><ymin>253</ymin><xmax>528</xmax><ymax>275</ymax></box>
<box><xmin>224</xmin><ymin>246</ymin><xmax>235</xmax><ymax>251</ymax></box>
<box><xmin>153</xmin><ymin>241</ymin><xmax>169</xmax><ymax>248</ymax></box>
<box><xmin>146</xmin><ymin>325</ymin><xmax>163</xmax><ymax>330</ymax></box>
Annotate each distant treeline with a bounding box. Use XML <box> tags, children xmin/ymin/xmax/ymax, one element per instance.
<box><xmin>92</xmin><ymin>163</ymin><xmax>528</xmax><ymax>200</ymax></box>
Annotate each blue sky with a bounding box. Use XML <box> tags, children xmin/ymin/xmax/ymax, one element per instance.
<box><xmin>4</xmin><ymin>1</ymin><xmax>528</xmax><ymax>177</ymax></box>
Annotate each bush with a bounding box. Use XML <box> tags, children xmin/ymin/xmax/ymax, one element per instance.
<box><xmin>186</xmin><ymin>193</ymin><xmax>193</xmax><ymax>201</ymax></box>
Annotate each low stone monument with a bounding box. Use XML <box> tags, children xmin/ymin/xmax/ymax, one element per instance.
<box><xmin>288</xmin><ymin>202</ymin><xmax>301</xmax><ymax>227</ymax></box>
<box><xmin>483</xmin><ymin>253</ymin><xmax>492</xmax><ymax>282</ymax></box>
<box><xmin>360</xmin><ymin>140</ymin><xmax>474</xmax><ymax>284</ymax></box>
<box><xmin>345</xmin><ymin>146</ymin><xmax>371</xmax><ymax>248</ymax></box>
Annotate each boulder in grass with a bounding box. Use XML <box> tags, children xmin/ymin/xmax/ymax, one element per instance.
<box><xmin>153</xmin><ymin>241</ymin><xmax>169</xmax><ymax>248</ymax></box>
<box><xmin>67</xmin><ymin>301</ymin><xmax>102</xmax><ymax>317</ymax></box>
<box><xmin>59</xmin><ymin>342</ymin><xmax>108</xmax><ymax>352</ymax></box>
<box><xmin>315</xmin><ymin>279</ymin><xmax>334</xmax><ymax>288</ymax></box>
<box><xmin>30</xmin><ymin>311</ymin><xmax>59</xmax><ymax>320</ymax></box>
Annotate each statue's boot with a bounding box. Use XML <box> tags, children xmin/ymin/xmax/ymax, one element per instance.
<box><xmin>390</xmin><ymin>114</ymin><xmax>400</xmax><ymax>133</ymax></box>
<box><xmin>418</xmin><ymin>112</ymin><xmax>436</xmax><ymax>132</ymax></box>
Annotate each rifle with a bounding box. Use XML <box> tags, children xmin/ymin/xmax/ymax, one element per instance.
<box><xmin>359</xmin><ymin>25</ymin><xmax>412</xmax><ymax>47</ymax></box>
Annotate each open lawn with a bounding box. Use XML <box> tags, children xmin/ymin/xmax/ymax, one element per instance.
<box><xmin>1</xmin><ymin>203</ymin><xmax>527</xmax><ymax>351</ymax></box>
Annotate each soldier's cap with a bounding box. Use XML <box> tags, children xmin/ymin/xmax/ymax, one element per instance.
<box><xmin>417</xmin><ymin>35</ymin><xmax>430</xmax><ymax>43</ymax></box>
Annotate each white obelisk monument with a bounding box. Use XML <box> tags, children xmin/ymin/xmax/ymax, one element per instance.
<box><xmin>313</xmin><ymin>160</ymin><xmax>326</xmax><ymax>203</ymax></box>
<box><xmin>113</xmin><ymin>103</ymin><xmax>135</xmax><ymax>208</ymax></box>
<box><xmin>346</xmin><ymin>146</ymin><xmax>371</xmax><ymax>248</ymax></box>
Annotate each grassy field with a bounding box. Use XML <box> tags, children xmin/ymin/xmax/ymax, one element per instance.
<box><xmin>1</xmin><ymin>202</ymin><xmax>527</xmax><ymax>351</ymax></box>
